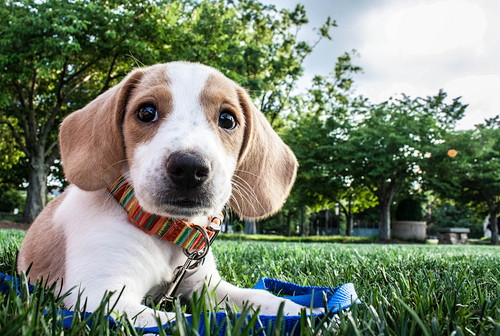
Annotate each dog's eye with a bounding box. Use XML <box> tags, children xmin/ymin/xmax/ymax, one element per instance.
<box><xmin>218</xmin><ymin>111</ymin><xmax>237</xmax><ymax>130</ymax></box>
<box><xmin>137</xmin><ymin>104</ymin><xmax>158</xmax><ymax>123</ymax></box>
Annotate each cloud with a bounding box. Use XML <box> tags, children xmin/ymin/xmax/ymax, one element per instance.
<box><xmin>360</xmin><ymin>0</ymin><xmax>487</xmax><ymax>61</ymax></box>
<box><xmin>351</xmin><ymin>0</ymin><xmax>498</xmax><ymax>129</ymax></box>
<box><xmin>445</xmin><ymin>75</ymin><xmax>500</xmax><ymax>129</ymax></box>
<box><xmin>273</xmin><ymin>0</ymin><xmax>500</xmax><ymax>130</ymax></box>
<box><xmin>383</xmin><ymin>0</ymin><xmax>487</xmax><ymax>57</ymax></box>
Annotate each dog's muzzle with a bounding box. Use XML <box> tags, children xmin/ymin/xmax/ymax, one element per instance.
<box><xmin>166</xmin><ymin>151</ymin><xmax>211</xmax><ymax>191</ymax></box>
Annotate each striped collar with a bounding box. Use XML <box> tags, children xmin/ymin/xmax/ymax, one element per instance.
<box><xmin>108</xmin><ymin>176</ymin><xmax>222</xmax><ymax>251</ymax></box>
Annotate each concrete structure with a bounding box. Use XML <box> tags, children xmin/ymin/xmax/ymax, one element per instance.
<box><xmin>392</xmin><ymin>221</ymin><xmax>427</xmax><ymax>241</ymax></box>
<box><xmin>437</xmin><ymin>227</ymin><xmax>470</xmax><ymax>244</ymax></box>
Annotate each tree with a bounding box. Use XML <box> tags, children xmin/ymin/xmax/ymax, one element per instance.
<box><xmin>425</xmin><ymin>120</ymin><xmax>500</xmax><ymax>244</ymax></box>
<box><xmin>1</xmin><ymin>0</ymin><xmax>170</xmax><ymax>222</ymax></box>
<box><xmin>337</xmin><ymin>187</ymin><xmax>378</xmax><ymax>236</ymax></box>
<box><xmin>337</xmin><ymin>91</ymin><xmax>466</xmax><ymax>240</ymax></box>
<box><xmin>282</xmin><ymin>51</ymin><xmax>377</xmax><ymax>235</ymax></box>
<box><xmin>0</xmin><ymin>0</ymin><xmax>334</xmax><ymax>223</ymax></box>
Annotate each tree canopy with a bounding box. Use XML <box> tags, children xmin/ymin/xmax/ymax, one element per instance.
<box><xmin>0</xmin><ymin>0</ymin><xmax>497</xmax><ymax>244</ymax></box>
<box><xmin>425</xmin><ymin>119</ymin><xmax>500</xmax><ymax>243</ymax></box>
<box><xmin>0</xmin><ymin>0</ymin><xmax>333</xmax><ymax>222</ymax></box>
<box><xmin>286</xmin><ymin>86</ymin><xmax>468</xmax><ymax>240</ymax></box>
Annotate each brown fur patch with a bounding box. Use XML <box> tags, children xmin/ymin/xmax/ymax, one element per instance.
<box><xmin>123</xmin><ymin>83</ymin><xmax>173</xmax><ymax>159</ymax></box>
<box><xmin>200</xmin><ymin>73</ymin><xmax>246</xmax><ymax>158</ymax></box>
<box><xmin>59</xmin><ymin>70</ymin><xmax>145</xmax><ymax>190</ymax></box>
<box><xmin>229</xmin><ymin>87</ymin><xmax>298</xmax><ymax>219</ymax></box>
<box><xmin>17</xmin><ymin>193</ymin><xmax>67</xmax><ymax>287</ymax></box>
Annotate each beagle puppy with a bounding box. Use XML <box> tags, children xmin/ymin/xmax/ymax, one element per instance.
<box><xmin>17</xmin><ymin>62</ymin><xmax>302</xmax><ymax>327</ymax></box>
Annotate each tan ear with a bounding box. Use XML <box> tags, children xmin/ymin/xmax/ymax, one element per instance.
<box><xmin>59</xmin><ymin>70</ymin><xmax>144</xmax><ymax>190</ymax></box>
<box><xmin>230</xmin><ymin>88</ymin><xmax>298</xmax><ymax>219</ymax></box>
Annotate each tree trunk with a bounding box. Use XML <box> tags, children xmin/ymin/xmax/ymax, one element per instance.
<box><xmin>23</xmin><ymin>155</ymin><xmax>47</xmax><ymax>224</ymax></box>
<box><xmin>300</xmin><ymin>206</ymin><xmax>306</xmax><ymax>236</ymax></box>
<box><xmin>244</xmin><ymin>219</ymin><xmax>257</xmax><ymax>234</ymax></box>
<box><xmin>346</xmin><ymin>213</ymin><xmax>353</xmax><ymax>236</ymax></box>
<box><xmin>379</xmin><ymin>199</ymin><xmax>391</xmax><ymax>241</ymax></box>
<box><xmin>379</xmin><ymin>192</ymin><xmax>393</xmax><ymax>240</ymax></box>
<box><xmin>377</xmin><ymin>185</ymin><xmax>396</xmax><ymax>241</ymax></box>
<box><xmin>286</xmin><ymin>212</ymin><xmax>292</xmax><ymax>236</ymax></box>
<box><xmin>488</xmin><ymin>209</ymin><xmax>499</xmax><ymax>245</ymax></box>
<box><xmin>345</xmin><ymin>196</ymin><xmax>353</xmax><ymax>236</ymax></box>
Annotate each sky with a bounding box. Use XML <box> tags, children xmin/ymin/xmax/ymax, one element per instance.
<box><xmin>269</xmin><ymin>0</ymin><xmax>500</xmax><ymax>130</ymax></box>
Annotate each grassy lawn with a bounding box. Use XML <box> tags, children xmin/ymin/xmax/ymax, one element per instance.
<box><xmin>0</xmin><ymin>229</ymin><xmax>498</xmax><ymax>335</ymax></box>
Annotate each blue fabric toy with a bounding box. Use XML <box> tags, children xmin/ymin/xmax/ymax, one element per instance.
<box><xmin>0</xmin><ymin>272</ymin><xmax>359</xmax><ymax>335</ymax></box>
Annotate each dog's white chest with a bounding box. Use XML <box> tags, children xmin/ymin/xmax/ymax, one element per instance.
<box><xmin>56</xmin><ymin>187</ymin><xmax>187</xmax><ymax>300</ymax></box>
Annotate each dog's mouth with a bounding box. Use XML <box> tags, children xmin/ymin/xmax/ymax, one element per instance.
<box><xmin>160</xmin><ymin>197</ymin><xmax>212</xmax><ymax>218</ymax></box>
<box><xmin>134</xmin><ymin>181</ymin><xmax>217</xmax><ymax>219</ymax></box>
<box><xmin>168</xmin><ymin>198</ymin><xmax>205</xmax><ymax>208</ymax></box>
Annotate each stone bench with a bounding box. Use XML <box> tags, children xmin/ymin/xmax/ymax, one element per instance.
<box><xmin>437</xmin><ymin>228</ymin><xmax>470</xmax><ymax>244</ymax></box>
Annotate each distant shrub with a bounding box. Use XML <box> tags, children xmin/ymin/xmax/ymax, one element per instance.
<box><xmin>395</xmin><ymin>198</ymin><xmax>424</xmax><ymax>221</ymax></box>
<box><xmin>429</xmin><ymin>202</ymin><xmax>484</xmax><ymax>238</ymax></box>
<box><xmin>217</xmin><ymin>233</ymin><xmax>376</xmax><ymax>243</ymax></box>
<box><xmin>0</xmin><ymin>188</ymin><xmax>23</xmax><ymax>213</ymax></box>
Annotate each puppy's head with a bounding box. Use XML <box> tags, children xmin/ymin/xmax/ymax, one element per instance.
<box><xmin>60</xmin><ymin>62</ymin><xmax>297</xmax><ymax>220</ymax></box>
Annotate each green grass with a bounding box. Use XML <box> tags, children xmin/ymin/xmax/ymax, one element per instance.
<box><xmin>0</xmin><ymin>229</ymin><xmax>499</xmax><ymax>335</ymax></box>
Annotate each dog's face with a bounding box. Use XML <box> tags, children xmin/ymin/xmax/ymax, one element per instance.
<box><xmin>59</xmin><ymin>62</ymin><xmax>297</xmax><ymax>220</ymax></box>
<box><xmin>123</xmin><ymin>63</ymin><xmax>245</xmax><ymax>218</ymax></box>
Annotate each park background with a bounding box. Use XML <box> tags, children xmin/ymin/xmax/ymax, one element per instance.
<box><xmin>0</xmin><ymin>0</ymin><xmax>498</xmax><ymax>244</ymax></box>
<box><xmin>0</xmin><ymin>1</ymin><xmax>499</xmax><ymax>335</ymax></box>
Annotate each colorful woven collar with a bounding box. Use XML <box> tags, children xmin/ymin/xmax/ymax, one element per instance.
<box><xmin>108</xmin><ymin>176</ymin><xmax>222</xmax><ymax>251</ymax></box>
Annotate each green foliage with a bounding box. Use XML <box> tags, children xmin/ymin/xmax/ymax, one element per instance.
<box><xmin>281</xmin><ymin>52</ymin><xmax>369</xmax><ymax>235</ymax></box>
<box><xmin>0</xmin><ymin>0</ymin><xmax>334</xmax><ymax>222</ymax></box>
<box><xmin>335</xmin><ymin>91</ymin><xmax>466</xmax><ymax>239</ymax></box>
<box><xmin>425</xmin><ymin>123</ymin><xmax>500</xmax><ymax>243</ymax></box>
<box><xmin>429</xmin><ymin>201</ymin><xmax>484</xmax><ymax>238</ymax></box>
<box><xmin>0</xmin><ymin>121</ymin><xmax>26</xmax><ymax>189</ymax></box>
<box><xmin>1</xmin><ymin>230</ymin><xmax>499</xmax><ymax>335</ymax></box>
<box><xmin>286</xmin><ymin>83</ymin><xmax>467</xmax><ymax>239</ymax></box>
<box><xmin>0</xmin><ymin>187</ymin><xmax>23</xmax><ymax>213</ymax></box>
<box><xmin>340</xmin><ymin>91</ymin><xmax>465</xmax><ymax>197</ymax></box>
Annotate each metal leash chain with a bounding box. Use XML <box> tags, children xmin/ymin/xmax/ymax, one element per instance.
<box><xmin>161</xmin><ymin>216</ymin><xmax>222</xmax><ymax>304</ymax></box>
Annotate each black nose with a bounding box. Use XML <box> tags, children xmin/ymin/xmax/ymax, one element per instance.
<box><xmin>166</xmin><ymin>151</ymin><xmax>211</xmax><ymax>190</ymax></box>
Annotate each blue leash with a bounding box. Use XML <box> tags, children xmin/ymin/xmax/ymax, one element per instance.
<box><xmin>0</xmin><ymin>272</ymin><xmax>359</xmax><ymax>334</ymax></box>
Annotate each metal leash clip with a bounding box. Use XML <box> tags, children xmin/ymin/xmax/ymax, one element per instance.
<box><xmin>161</xmin><ymin>215</ymin><xmax>222</xmax><ymax>304</ymax></box>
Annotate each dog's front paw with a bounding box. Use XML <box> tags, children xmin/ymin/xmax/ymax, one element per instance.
<box><xmin>308</xmin><ymin>306</ymin><xmax>325</xmax><ymax>315</ymax></box>
<box><xmin>265</xmin><ymin>299</ymin><xmax>325</xmax><ymax>316</ymax></box>
<box><xmin>256</xmin><ymin>299</ymin><xmax>304</xmax><ymax>316</ymax></box>
<box><xmin>113</xmin><ymin>305</ymin><xmax>177</xmax><ymax>329</ymax></box>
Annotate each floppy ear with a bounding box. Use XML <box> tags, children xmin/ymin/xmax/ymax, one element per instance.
<box><xmin>230</xmin><ymin>88</ymin><xmax>298</xmax><ymax>219</ymax></box>
<box><xmin>59</xmin><ymin>69</ymin><xmax>144</xmax><ymax>190</ymax></box>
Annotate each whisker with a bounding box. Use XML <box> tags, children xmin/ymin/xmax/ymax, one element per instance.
<box><xmin>233</xmin><ymin>178</ymin><xmax>266</xmax><ymax>214</ymax></box>
<box><xmin>231</xmin><ymin>183</ymin><xmax>253</xmax><ymax>209</ymax></box>
<box><xmin>233</xmin><ymin>169</ymin><xmax>266</xmax><ymax>183</ymax></box>
<box><xmin>228</xmin><ymin>193</ymin><xmax>243</xmax><ymax>216</ymax></box>
<box><xmin>231</xmin><ymin>175</ymin><xmax>263</xmax><ymax>209</ymax></box>
<box><xmin>99</xmin><ymin>159</ymin><xmax>133</xmax><ymax>184</ymax></box>
<box><xmin>230</xmin><ymin>183</ymin><xmax>256</xmax><ymax>215</ymax></box>
<box><xmin>231</xmin><ymin>179</ymin><xmax>257</xmax><ymax>207</ymax></box>
<box><xmin>231</xmin><ymin>180</ymin><xmax>265</xmax><ymax>216</ymax></box>
<box><xmin>231</xmin><ymin>174</ymin><xmax>258</xmax><ymax>191</ymax></box>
